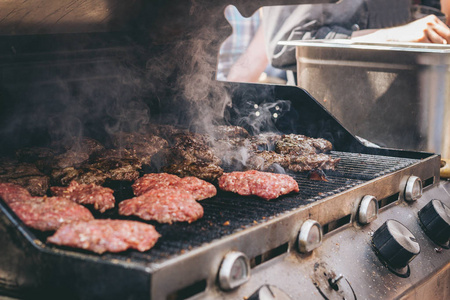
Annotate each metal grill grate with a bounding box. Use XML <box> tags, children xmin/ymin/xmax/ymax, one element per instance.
<box><xmin>27</xmin><ymin>151</ymin><xmax>420</xmax><ymax>264</ymax></box>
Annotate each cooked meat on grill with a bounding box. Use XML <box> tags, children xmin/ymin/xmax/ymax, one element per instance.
<box><xmin>62</xmin><ymin>137</ymin><xmax>105</xmax><ymax>155</ymax></box>
<box><xmin>0</xmin><ymin>182</ymin><xmax>32</xmax><ymax>204</ymax></box>
<box><xmin>212</xmin><ymin>125</ymin><xmax>251</xmax><ymax>139</ymax></box>
<box><xmin>246</xmin><ymin>151</ymin><xmax>340</xmax><ymax>172</ymax></box>
<box><xmin>90</xmin><ymin>158</ymin><xmax>141</xmax><ymax>182</ymax></box>
<box><xmin>8</xmin><ymin>196</ymin><xmax>94</xmax><ymax>231</ymax></box>
<box><xmin>245</xmin><ymin>151</ymin><xmax>289</xmax><ymax>172</ymax></box>
<box><xmin>47</xmin><ymin>219</ymin><xmax>161</xmax><ymax>254</ymax></box>
<box><xmin>156</xmin><ymin>132</ymin><xmax>223</xmax><ymax>181</ymax></box>
<box><xmin>218</xmin><ymin>170</ymin><xmax>299</xmax><ymax>200</ymax></box>
<box><xmin>119</xmin><ymin>189</ymin><xmax>204</xmax><ymax>224</ymax></box>
<box><xmin>275</xmin><ymin>134</ymin><xmax>333</xmax><ymax>155</ymax></box>
<box><xmin>133</xmin><ymin>173</ymin><xmax>216</xmax><ymax>200</ymax></box>
<box><xmin>51</xmin><ymin>166</ymin><xmax>108</xmax><ymax>186</ymax></box>
<box><xmin>0</xmin><ymin>160</ymin><xmax>50</xmax><ymax>196</ymax></box>
<box><xmin>111</xmin><ymin>132</ymin><xmax>168</xmax><ymax>166</ymax></box>
<box><xmin>287</xmin><ymin>153</ymin><xmax>341</xmax><ymax>172</ymax></box>
<box><xmin>51</xmin><ymin>181</ymin><xmax>115</xmax><ymax>213</ymax></box>
<box><xmin>144</xmin><ymin>124</ymin><xmax>188</xmax><ymax>142</ymax></box>
<box><xmin>51</xmin><ymin>152</ymin><xmax>142</xmax><ymax>186</ymax></box>
<box><xmin>162</xmin><ymin>161</ymin><xmax>223</xmax><ymax>182</ymax></box>
<box><xmin>15</xmin><ymin>147</ymin><xmax>56</xmax><ymax>164</ymax></box>
<box><xmin>249</xmin><ymin>133</ymin><xmax>283</xmax><ymax>151</ymax></box>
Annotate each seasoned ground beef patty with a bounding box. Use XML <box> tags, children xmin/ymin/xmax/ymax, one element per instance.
<box><xmin>132</xmin><ymin>173</ymin><xmax>216</xmax><ymax>200</ymax></box>
<box><xmin>51</xmin><ymin>180</ymin><xmax>115</xmax><ymax>213</ymax></box>
<box><xmin>218</xmin><ymin>170</ymin><xmax>299</xmax><ymax>200</ymax></box>
<box><xmin>47</xmin><ymin>219</ymin><xmax>161</xmax><ymax>254</ymax></box>
<box><xmin>8</xmin><ymin>196</ymin><xmax>94</xmax><ymax>231</ymax></box>
<box><xmin>119</xmin><ymin>189</ymin><xmax>204</xmax><ymax>224</ymax></box>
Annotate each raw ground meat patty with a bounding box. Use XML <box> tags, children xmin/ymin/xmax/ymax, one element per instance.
<box><xmin>218</xmin><ymin>170</ymin><xmax>299</xmax><ymax>200</ymax></box>
<box><xmin>47</xmin><ymin>219</ymin><xmax>161</xmax><ymax>254</ymax></box>
<box><xmin>51</xmin><ymin>181</ymin><xmax>115</xmax><ymax>213</ymax></box>
<box><xmin>0</xmin><ymin>182</ymin><xmax>32</xmax><ymax>204</ymax></box>
<box><xmin>118</xmin><ymin>189</ymin><xmax>204</xmax><ymax>224</ymax></box>
<box><xmin>8</xmin><ymin>196</ymin><xmax>94</xmax><ymax>231</ymax></box>
<box><xmin>132</xmin><ymin>173</ymin><xmax>216</xmax><ymax>201</ymax></box>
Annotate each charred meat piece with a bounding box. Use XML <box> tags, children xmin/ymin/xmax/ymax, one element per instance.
<box><xmin>0</xmin><ymin>160</ymin><xmax>49</xmax><ymax>196</ymax></box>
<box><xmin>245</xmin><ymin>151</ymin><xmax>289</xmax><ymax>172</ymax></box>
<box><xmin>246</xmin><ymin>151</ymin><xmax>340</xmax><ymax>173</ymax></box>
<box><xmin>133</xmin><ymin>173</ymin><xmax>216</xmax><ymax>201</ymax></box>
<box><xmin>162</xmin><ymin>161</ymin><xmax>223</xmax><ymax>182</ymax></box>
<box><xmin>218</xmin><ymin>170</ymin><xmax>299</xmax><ymax>200</ymax></box>
<box><xmin>8</xmin><ymin>196</ymin><xmax>94</xmax><ymax>231</ymax></box>
<box><xmin>158</xmin><ymin>132</ymin><xmax>223</xmax><ymax>181</ymax></box>
<box><xmin>51</xmin><ymin>166</ymin><xmax>108</xmax><ymax>186</ymax></box>
<box><xmin>91</xmin><ymin>158</ymin><xmax>141</xmax><ymax>182</ymax></box>
<box><xmin>144</xmin><ymin>124</ymin><xmax>188</xmax><ymax>142</ymax></box>
<box><xmin>0</xmin><ymin>182</ymin><xmax>32</xmax><ymax>204</ymax></box>
<box><xmin>249</xmin><ymin>133</ymin><xmax>282</xmax><ymax>151</ymax></box>
<box><xmin>62</xmin><ymin>137</ymin><xmax>105</xmax><ymax>155</ymax></box>
<box><xmin>47</xmin><ymin>219</ymin><xmax>161</xmax><ymax>254</ymax></box>
<box><xmin>275</xmin><ymin>134</ymin><xmax>333</xmax><ymax>155</ymax></box>
<box><xmin>51</xmin><ymin>151</ymin><xmax>142</xmax><ymax>186</ymax></box>
<box><xmin>212</xmin><ymin>125</ymin><xmax>251</xmax><ymax>139</ymax></box>
<box><xmin>119</xmin><ymin>189</ymin><xmax>204</xmax><ymax>224</ymax></box>
<box><xmin>111</xmin><ymin>132</ymin><xmax>168</xmax><ymax>166</ymax></box>
<box><xmin>287</xmin><ymin>153</ymin><xmax>340</xmax><ymax>172</ymax></box>
<box><xmin>15</xmin><ymin>147</ymin><xmax>56</xmax><ymax>164</ymax></box>
<box><xmin>51</xmin><ymin>181</ymin><xmax>115</xmax><ymax>213</ymax></box>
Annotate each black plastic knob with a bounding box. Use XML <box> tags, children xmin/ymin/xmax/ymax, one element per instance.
<box><xmin>418</xmin><ymin>199</ymin><xmax>450</xmax><ymax>246</ymax></box>
<box><xmin>372</xmin><ymin>220</ymin><xmax>420</xmax><ymax>269</ymax></box>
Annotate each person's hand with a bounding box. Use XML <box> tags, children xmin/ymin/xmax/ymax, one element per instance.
<box><xmin>352</xmin><ymin>15</ymin><xmax>450</xmax><ymax>44</ymax></box>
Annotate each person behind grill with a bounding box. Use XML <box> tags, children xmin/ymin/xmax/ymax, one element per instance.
<box><xmin>262</xmin><ymin>0</ymin><xmax>450</xmax><ymax>84</ymax></box>
<box><xmin>217</xmin><ymin>5</ymin><xmax>287</xmax><ymax>83</ymax></box>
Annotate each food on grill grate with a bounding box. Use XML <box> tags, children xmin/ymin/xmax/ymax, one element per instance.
<box><xmin>174</xmin><ymin>176</ymin><xmax>217</xmax><ymax>200</ymax></box>
<box><xmin>51</xmin><ymin>154</ymin><xmax>142</xmax><ymax>186</ymax></box>
<box><xmin>275</xmin><ymin>134</ymin><xmax>333</xmax><ymax>155</ymax></box>
<box><xmin>0</xmin><ymin>160</ymin><xmax>50</xmax><ymax>196</ymax></box>
<box><xmin>287</xmin><ymin>153</ymin><xmax>340</xmax><ymax>172</ymax></box>
<box><xmin>218</xmin><ymin>170</ymin><xmax>299</xmax><ymax>200</ymax></box>
<box><xmin>158</xmin><ymin>132</ymin><xmax>224</xmax><ymax>181</ymax></box>
<box><xmin>0</xmin><ymin>182</ymin><xmax>32</xmax><ymax>204</ymax></box>
<box><xmin>47</xmin><ymin>219</ymin><xmax>161</xmax><ymax>254</ymax></box>
<box><xmin>132</xmin><ymin>173</ymin><xmax>181</xmax><ymax>196</ymax></box>
<box><xmin>162</xmin><ymin>161</ymin><xmax>224</xmax><ymax>182</ymax></box>
<box><xmin>8</xmin><ymin>196</ymin><xmax>94</xmax><ymax>231</ymax></box>
<box><xmin>118</xmin><ymin>189</ymin><xmax>204</xmax><ymax>224</ymax></box>
<box><xmin>111</xmin><ymin>132</ymin><xmax>168</xmax><ymax>166</ymax></box>
<box><xmin>51</xmin><ymin>181</ymin><xmax>115</xmax><ymax>213</ymax></box>
<box><xmin>212</xmin><ymin>125</ymin><xmax>251</xmax><ymax>139</ymax></box>
<box><xmin>133</xmin><ymin>173</ymin><xmax>216</xmax><ymax>201</ymax></box>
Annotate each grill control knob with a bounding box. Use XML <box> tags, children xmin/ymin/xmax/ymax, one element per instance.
<box><xmin>358</xmin><ymin>195</ymin><xmax>378</xmax><ymax>225</ymax></box>
<box><xmin>298</xmin><ymin>219</ymin><xmax>322</xmax><ymax>253</ymax></box>
<box><xmin>247</xmin><ymin>285</ymin><xmax>292</xmax><ymax>300</ymax></box>
<box><xmin>218</xmin><ymin>251</ymin><xmax>251</xmax><ymax>290</ymax></box>
<box><xmin>404</xmin><ymin>176</ymin><xmax>423</xmax><ymax>202</ymax></box>
<box><xmin>372</xmin><ymin>220</ymin><xmax>420</xmax><ymax>270</ymax></box>
<box><xmin>418</xmin><ymin>199</ymin><xmax>450</xmax><ymax>246</ymax></box>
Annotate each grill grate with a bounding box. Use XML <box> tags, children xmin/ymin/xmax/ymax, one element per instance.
<box><xmin>20</xmin><ymin>151</ymin><xmax>419</xmax><ymax>264</ymax></box>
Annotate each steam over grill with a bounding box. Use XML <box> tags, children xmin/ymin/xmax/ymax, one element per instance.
<box><xmin>0</xmin><ymin>1</ymin><xmax>449</xmax><ymax>300</ymax></box>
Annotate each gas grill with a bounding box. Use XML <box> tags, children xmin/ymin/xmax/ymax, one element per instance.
<box><xmin>0</xmin><ymin>1</ymin><xmax>449</xmax><ymax>300</ymax></box>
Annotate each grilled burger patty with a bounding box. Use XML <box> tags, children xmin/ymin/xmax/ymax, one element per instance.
<box><xmin>47</xmin><ymin>219</ymin><xmax>161</xmax><ymax>254</ymax></box>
